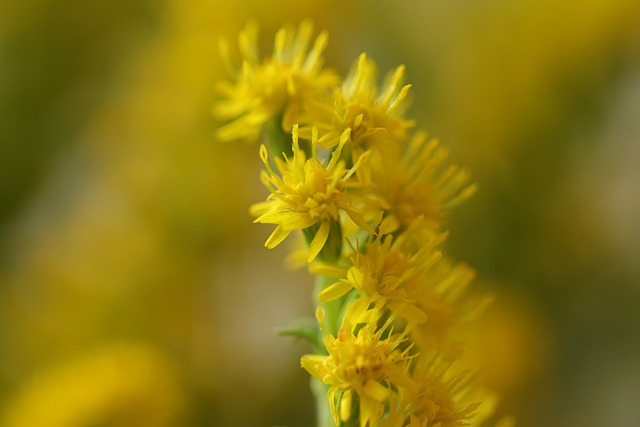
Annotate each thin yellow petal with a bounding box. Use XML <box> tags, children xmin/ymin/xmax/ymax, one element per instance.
<box><xmin>342</xmin><ymin>207</ymin><xmax>375</xmax><ymax>234</ymax></box>
<box><xmin>388</xmin><ymin>300</ymin><xmax>427</xmax><ymax>324</ymax></box>
<box><xmin>265</xmin><ymin>225</ymin><xmax>291</xmax><ymax>249</ymax></box>
<box><xmin>254</xmin><ymin>211</ymin><xmax>315</xmax><ymax>229</ymax></box>
<box><xmin>378</xmin><ymin>215</ymin><xmax>400</xmax><ymax>236</ymax></box>
<box><xmin>300</xmin><ymin>354</ymin><xmax>326</xmax><ymax>381</ymax></box>
<box><xmin>318</xmin><ymin>280</ymin><xmax>353</xmax><ymax>302</ymax></box>
<box><xmin>309</xmin><ymin>263</ymin><xmax>346</xmax><ymax>278</ymax></box>
<box><xmin>495</xmin><ymin>416</ymin><xmax>517</xmax><ymax>427</ymax></box>
<box><xmin>340</xmin><ymin>389</ymin><xmax>352</xmax><ymax>422</ymax></box>
<box><xmin>362</xmin><ymin>380</ymin><xmax>389</xmax><ymax>402</ymax></box>
<box><xmin>328</xmin><ymin>386</ymin><xmax>340</xmax><ymax>427</ymax></box>
<box><xmin>249</xmin><ymin>200</ymin><xmax>277</xmax><ymax>217</ymax></box>
<box><xmin>308</xmin><ymin>221</ymin><xmax>330</xmax><ymax>262</ymax></box>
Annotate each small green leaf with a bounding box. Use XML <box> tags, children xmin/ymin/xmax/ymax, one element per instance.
<box><xmin>275</xmin><ymin>317</ymin><xmax>322</xmax><ymax>349</ymax></box>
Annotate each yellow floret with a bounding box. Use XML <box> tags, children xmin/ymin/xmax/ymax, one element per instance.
<box><xmin>251</xmin><ymin>125</ymin><xmax>376</xmax><ymax>262</ymax></box>
<box><xmin>214</xmin><ymin>21</ymin><xmax>338</xmax><ymax>142</ymax></box>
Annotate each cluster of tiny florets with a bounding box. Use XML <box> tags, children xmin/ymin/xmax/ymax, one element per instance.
<box><xmin>215</xmin><ymin>20</ymin><xmax>504</xmax><ymax>427</ymax></box>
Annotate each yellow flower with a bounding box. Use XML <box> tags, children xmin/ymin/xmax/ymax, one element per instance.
<box><xmin>300</xmin><ymin>53</ymin><xmax>414</xmax><ymax>155</ymax></box>
<box><xmin>408</xmin><ymin>258</ymin><xmax>493</xmax><ymax>352</ymax></box>
<box><xmin>0</xmin><ymin>343</ymin><xmax>185</xmax><ymax>427</ymax></box>
<box><xmin>216</xmin><ymin>21</ymin><xmax>507</xmax><ymax>427</ymax></box>
<box><xmin>301</xmin><ymin>306</ymin><xmax>416</xmax><ymax>427</ymax></box>
<box><xmin>315</xmin><ymin>231</ymin><xmax>492</xmax><ymax>351</ymax></box>
<box><xmin>214</xmin><ymin>21</ymin><xmax>338</xmax><ymax>142</ymax></box>
<box><xmin>367</xmin><ymin>131</ymin><xmax>478</xmax><ymax>241</ymax></box>
<box><xmin>382</xmin><ymin>352</ymin><xmax>497</xmax><ymax>427</ymax></box>
<box><xmin>250</xmin><ymin>125</ymin><xmax>375</xmax><ymax>262</ymax></box>
<box><xmin>316</xmin><ymin>233</ymin><xmax>447</xmax><ymax>325</ymax></box>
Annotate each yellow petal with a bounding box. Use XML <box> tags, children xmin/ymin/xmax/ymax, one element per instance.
<box><xmin>388</xmin><ymin>300</ymin><xmax>427</xmax><ymax>324</ymax></box>
<box><xmin>309</xmin><ymin>263</ymin><xmax>346</xmax><ymax>278</ymax></box>
<box><xmin>340</xmin><ymin>389</ymin><xmax>352</xmax><ymax>422</ymax></box>
<box><xmin>362</xmin><ymin>379</ymin><xmax>389</xmax><ymax>401</ymax></box>
<box><xmin>249</xmin><ymin>200</ymin><xmax>276</xmax><ymax>217</ymax></box>
<box><xmin>379</xmin><ymin>215</ymin><xmax>400</xmax><ymax>236</ymax></box>
<box><xmin>328</xmin><ymin>386</ymin><xmax>340</xmax><ymax>427</ymax></box>
<box><xmin>254</xmin><ymin>210</ymin><xmax>315</xmax><ymax>229</ymax></box>
<box><xmin>300</xmin><ymin>354</ymin><xmax>326</xmax><ymax>381</ymax></box>
<box><xmin>308</xmin><ymin>221</ymin><xmax>330</xmax><ymax>262</ymax></box>
<box><xmin>385</xmin><ymin>364</ymin><xmax>417</xmax><ymax>392</ymax></box>
<box><xmin>342</xmin><ymin>207</ymin><xmax>375</xmax><ymax>234</ymax></box>
<box><xmin>265</xmin><ymin>225</ymin><xmax>291</xmax><ymax>249</ymax></box>
<box><xmin>318</xmin><ymin>280</ymin><xmax>353</xmax><ymax>302</ymax></box>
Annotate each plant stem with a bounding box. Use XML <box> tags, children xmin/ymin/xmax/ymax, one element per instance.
<box><xmin>311</xmin><ymin>377</ymin><xmax>333</xmax><ymax>427</ymax></box>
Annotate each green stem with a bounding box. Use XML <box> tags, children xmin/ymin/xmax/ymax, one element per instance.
<box><xmin>262</xmin><ymin>114</ymin><xmax>312</xmax><ymax>162</ymax></box>
<box><xmin>312</xmin><ymin>274</ymin><xmax>356</xmax><ymax>427</ymax></box>
<box><xmin>311</xmin><ymin>377</ymin><xmax>333</xmax><ymax>427</ymax></box>
<box><xmin>313</xmin><ymin>275</ymin><xmax>345</xmax><ymax>344</ymax></box>
<box><xmin>262</xmin><ymin>115</ymin><xmax>292</xmax><ymax>160</ymax></box>
<box><xmin>262</xmin><ymin>116</ymin><xmax>344</xmax><ymax>427</ymax></box>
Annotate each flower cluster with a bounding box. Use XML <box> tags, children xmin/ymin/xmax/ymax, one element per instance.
<box><xmin>215</xmin><ymin>21</ymin><xmax>509</xmax><ymax>427</ymax></box>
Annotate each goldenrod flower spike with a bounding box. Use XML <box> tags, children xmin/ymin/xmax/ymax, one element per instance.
<box><xmin>216</xmin><ymin>21</ymin><xmax>507</xmax><ymax>427</ymax></box>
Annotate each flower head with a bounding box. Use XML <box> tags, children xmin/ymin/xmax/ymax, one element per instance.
<box><xmin>408</xmin><ymin>258</ymin><xmax>492</xmax><ymax>352</ymax></box>
<box><xmin>250</xmin><ymin>125</ymin><xmax>375</xmax><ymax>262</ymax></box>
<box><xmin>382</xmin><ymin>352</ymin><xmax>496</xmax><ymax>427</ymax></box>
<box><xmin>214</xmin><ymin>21</ymin><xmax>338</xmax><ymax>142</ymax></box>
<box><xmin>302</xmin><ymin>306</ymin><xmax>416</xmax><ymax>427</ymax></box>
<box><xmin>316</xmin><ymin>233</ymin><xmax>447</xmax><ymax>326</ymax></box>
<box><xmin>300</xmin><ymin>53</ymin><xmax>414</xmax><ymax>155</ymax></box>
<box><xmin>315</xmin><ymin>231</ymin><xmax>492</xmax><ymax>352</ymax></box>
<box><xmin>367</xmin><ymin>131</ymin><xmax>478</xmax><ymax>241</ymax></box>
<box><xmin>1</xmin><ymin>344</ymin><xmax>185</xmax><ymax>427</ymax></box>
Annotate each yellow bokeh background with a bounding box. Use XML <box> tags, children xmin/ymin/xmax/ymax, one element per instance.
<box><xmin>1</xmin><ymin>1</ymin><xmax>639</xmax><ymax>426</ymax></box>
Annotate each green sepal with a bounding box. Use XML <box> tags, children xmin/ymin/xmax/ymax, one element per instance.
<box><xmin>262</xmin><ymin>115</ymin><xmax>312</xmax><ymax>165</ymax></box>
<box><xmin>263</xmin><ymin>115</ymin><xmax>292</xmax><ymax>162</ymax></box>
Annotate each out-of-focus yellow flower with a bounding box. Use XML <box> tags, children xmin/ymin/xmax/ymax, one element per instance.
<box><xmin>316</xmin><ymin>233</ymin><xmax>446</xmax><ymax>325</ymax></box>
<box><xmin>408</xmin><ymin>258</ymin><xmax>492</xmax><ymax>353</ymax></box>
<box><xmin>0</xmin><ymin>343</ymin><xmax>185</xmax><ymax>427</ymax></box>
<box><xmin>369</xmin><ymin>132</ymin><xmax>478</xmax><ymax>240</ymax></box>
<box><xmin>213</xmin><ymin>20</ymin><xmax>338</xmax><ymax>142</ymax></box>
<box><xmin>382</xmin><ymin>352</ymin><xmax>496</xmax><ymax>427</ymax></box>
<box><xmin>465</xmin><ymin>288</ymin><xmax>553</xmax><ymax>396</ymax></box>
<box><xmin>250</xmin><ymin>125</ymin><xmax>375</xmax><ymax>262</ymax></box>
<box><xmin>300</xmin><ymin>53</ymin><xmax>414</xmax><ymax>154</ymax></box>
<box><xmin>315</xmin><ymin>231</ymin><xmax>490</xmax><ymax>352</ymax></box>
<box><xmin>302</xmin><ymin>306</ymin><xmax>415</xmax><ymax>427</ymax></box>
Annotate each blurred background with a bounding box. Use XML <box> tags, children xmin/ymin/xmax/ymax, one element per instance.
<box><xmin>1</xmin><ymin>0</ymin><xmax>639</xmax><ymax>426</ymax></box>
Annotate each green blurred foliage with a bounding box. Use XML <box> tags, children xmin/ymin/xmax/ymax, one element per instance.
<box><xmin>1</xmin><ymin>1</ymin><xmax>639</xmax><ymax>426</ymax></box>
<box><xmin>0</xmin><ymin>0</ymin><xmax>161</xmax><ymax>225</ymax></box>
